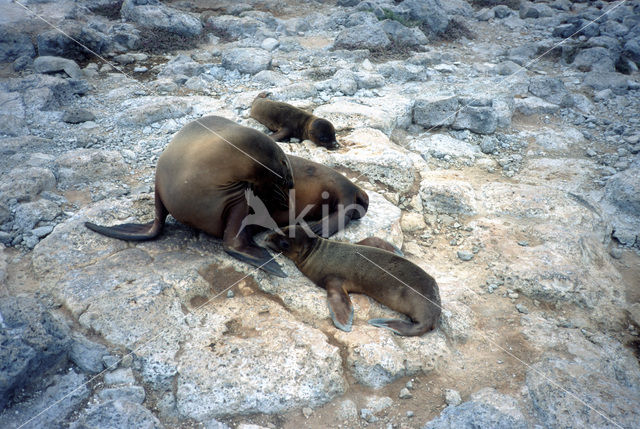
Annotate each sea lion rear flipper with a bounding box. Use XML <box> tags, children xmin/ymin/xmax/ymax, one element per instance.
<box><xmin>85</xmin><ymin>220</ymin><xmax>162</xmax><ymax>241</ymax></box>
<box><xmin>323</xmin><ymin>276</ymin><xmax>353</xmax><ymax>332</ymax></box>
<box><xmin>223</xmin><ymin>200</ymin><xmax>287</xmax><ymax>277</ymax></box>
<box><xmin>368</xmin><ymin>318</ymin><xmax>426</xmax><ymax>336</ymax></box>
<box><xmin>224</xmin><ymin>246</ymin><xmax>287</xmax><ymax>278</ymax></box>
<box><xmin>270</xmin><ymin>128</ymin><xmax>292</xmax><ymax>142</ymax></box>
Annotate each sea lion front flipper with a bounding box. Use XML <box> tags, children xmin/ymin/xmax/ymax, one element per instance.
<box><xmin>368</xmin><ymin>319</ymin><xmax>424</xmax><ymax>336</ymax></box>
<box><xmin>270</xmin><ymin>127</ymin><xmax>292</xmax><ymax>142</ymax></box>
<box><xmin>323</xmin><ymin>276</ymin><xmax>353</xmax><ymax>332</ymax></box>
<box><xmin>223</xmin><ymin>199</ymin><xmax>287</xmax><ymax>278</ymax></box>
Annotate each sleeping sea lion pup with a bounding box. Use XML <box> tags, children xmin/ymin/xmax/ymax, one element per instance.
<box><xmin>85</xmin><ymin>115</ymin><xmax>294</xmax><ymax>277</ymax></box>
<box><xmin>271</xmin><ymin>155</ymin><xmax>369</xmax><ymax>237</ymax></box>
<box><xmin>250</xmin><ymin>93</ymin><xmax>338</xmax><ymax>149</ymax></box>
<box><xmin>264</xmin><ymin>226</ymin><xmax>441</xmax><ymax>336</ymax></box>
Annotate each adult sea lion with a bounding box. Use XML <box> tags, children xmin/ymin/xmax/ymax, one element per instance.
<box><xmin>85</xmin><ymin>115</ymin><xmax>294</xmax><ymax>277</ymax></box>
<box><xmin>264</xmin><ymin>226</ymin><xmax>441</xmax><ymax>336</ymax></box>
<box><xmin>270</xmin><ymin>155</ymin><xmax>369</xmax><ymax>237</ymax></box>
<box><xmin>250</xmin><ymin>93</ymin><xmax>339</xmax><ymax>149</ymax></box>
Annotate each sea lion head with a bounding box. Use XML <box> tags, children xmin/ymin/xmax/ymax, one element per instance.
<box><xmin>264</xmin><ymin>225</ymin><xmax>317</xmax><ymax>260</ymax></box>
<box><xmin>308</xmin><ymin>118</ymin><xmax>338</xmax><ymax>149</ymax></box>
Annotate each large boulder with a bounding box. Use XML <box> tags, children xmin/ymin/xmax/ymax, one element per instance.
<box><xmin>0</xmin><ymin>296</ymin><xmax>71</xmax><ymax>411</ymax></box>
<box><xmin>334</xmin><ymin>23</ymin><xmax>391</xmax><ymax>51</ymax></box>
<box><xmin>120</xmin><ymin>0</ymin><xmax>203</xmax><ymax>37</ymax></box>
<box><xmin>221</xmin><ymin>48</ymin><xmax>271</xmax><ymax>75</ymax></box>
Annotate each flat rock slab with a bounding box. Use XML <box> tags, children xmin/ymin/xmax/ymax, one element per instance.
<box><xmin>31</xmin><ymin>191</ymin><xmax>443</xmax><ymax>421</ymax></box>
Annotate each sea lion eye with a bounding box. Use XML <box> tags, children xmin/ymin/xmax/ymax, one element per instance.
<box><xmin>279</xmin><ymin>238</ymin><xmax>290</xmax><ymax>250</ymax></box>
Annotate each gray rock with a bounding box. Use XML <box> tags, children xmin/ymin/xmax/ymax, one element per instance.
<box><xmin>205</xmin><ymin>15</ymin><xmax>264</xmax><ymax>41</ymax></box>
<box><xmin>13</xmin><ymin>199</ymin><xmax>61</xmax><ymax>232</ymax></box>
<box><xmin>253</xmin><ymin>70</ymin><xmax>291</xmax><ymax>87</ymax></box>
<box><xmin>623</xmin><ymin>38</ymin><xmax>640</xmax><ymax>64</ymax></box>
<box><xmin>396</xmin><ymin>0</ymin><xmax>449</xmax><ymax>36</ymax></box>
<box><xmin>55</xmin><ymin>149</ymin><xmax>127</xmax><ymax>189</ymax></box>
<box><xmin>336</xmin><ymin>399</ymin><xmax>358</xmax><ymax>420</ymax></box>
<box><xmin>360</xmin><ymin>408</ymin><xmax>378</xmax><ymax>423</ymax></box>
<box><xmin>604</xmin><ymin>167</ymin><xmax>640</xmax><ymax>216</ymax></box>
<box><xmin>62</xmin><ymin>108</ymin><xmax>96</xmax><ymax>124</ymax></box>
<box><xmin>514</xmin><ymin>96</ymin><xmax>560</xmax><ymax>115</ymax></box>
<box><xmin>221</xmin><ymin>48</ymin><xmax>271</xmax><ymax>74</ymax></box>
<box><xmin>0</xmin><ymin>167</ymin><xmax>56</xmax><ymax>203</ymax></box>
<box><xmin>260</xmin><ymin>37</ymin><xmax>279</xmax><ymax>51</ymax></box>
<box><xmin>479</xmin><ymin>137</ymin><xmax>496</xmax><ymax>154</ymax></box>
<box><xmin>35</xmin><ymin>25</ymin><xmax>111</xmax><ymax>60</ymax></box>
<box><xmin>519</xmin><ymin>2</ymin><xmax>539</xmax><ymax>19</ymax></box>
<box><xmin>572</xmin><ymin>47</ymin><xmax>617</xmax><ymax>72</ymax></box>
<box><xmin>98</xmin><ymin>386</ymin><xmax>146</xmax><ymax>404</ymax></box>
<box><xmin>70</xmin><ymin>333</ymin><xmax>109</xmax><ymax>373</ymax></box>
<box><xmin>409</xmin><ymin>134</ymin><xmax>481</xmax><ymax>165</ymax></box>
<box><xmin>423</xmin><ymin>401</ymin><xmax>526</xmax><ymax>429</ymax></box>
<box><xmin>116</xmin><ymin>98</ymin><xmax>192</xmax><ymax>126</ymax></box>
<box><xmin>413</xmin><ymin>96</ymin><xmax>459</xmax><ymax>128</ymax></box>
<box><xmin>399</xmin><ymin>387</ymin><xmax>413</xmax><ymax>399</ymax></box>
<box><xmin>365</xmin><ymin>395</ymin><xmax>393</xmax><ymax>413</ymax></box>
<box><xmin>528</xmin><ymin>77</ymin><xmax>574</xmax><ymax>107</ymax></box>
<box><xmin>33</xmin><ymin>56</ymin><xmax>84</xmax><ymax>79</ymax></box>
<box><xmin>583</xmin><ymin>71</ymin><xmax>629</xmax><ymax>95</ymax></box>
<box><xmin>475</xmin><ymin>8</ymin><xmax>494</xmax><ymax>21</ymax></box>
<box><xmin>70</xmin><ymin>399</ymin><xmax>163</xmax><ymax>429</ymax></box>
<box><xmin>457</xmin><ymin>250</ymin><xmax>474</xmax><ymax>261</ymax></box>
<box><xmin>0</xmin><ymin>371</ymin><xmax>89</xmax><ymax>429</ymax></box>
<box><xmin>0</xmin><ymin>30</ymin><xmax>35</xmax><ymax>62</ymax></box>
<box><xmin>120</xmin><ymin>0</ymin><xmax>202</xmax><ymax>37</ymax></box>
<box><xmin>104</xmin><ymin>368</ymin><xmax>136</xmax><ymax>386</ymax></box>
<box><xmin>420</xmin><ymin>179</ymin><xmax>477</xmax><ymax>215</ymax></box>
<box><xmin>334</xmin><ymin>23</ymin><xmax>391</xmax><ymax>51</ymax></box>
<box><xmin>527</xmin><ymin>350</ymin><xmax>640</xmax><ymax>428</ymax></box>
<box><xmin>159</xmin><ymin>54</ymin><xmax>206</xmax><ymax>78</ymax></box>
<box><xmin>444</xmin><ymin>389</ymin><xmax>461</xmax><ymax>406</ymax></box>
<box><xmin>515</xmin><ymin>303</ymin><xmax>529</xmax><ymax>314</ymax></box>
<box><xmin>377</xmin><ymin>61</ymin><xmax>427</xmax><ymax>82</ymax></box>
<box><xmin>0</xmin><ymin>91</ymin><xmax>26</xmax><ymax>136</ymax></box>
<box><xmin>0</xmin><ymin>296</ymin><xmax>72</xmax><ymax>411</ymax></box>
<box><xmin>380</xmin><ymin>19</ymin><xmax>428</xmax><ymax>47</ymax></box>
<box><xmin>493</xmin><ymin>5</ymin><xmax>512</xmax><ymax>19</ymax></box>
<box><xmin>452</xmin><ymin>105</ymin><xmax>498</xmax><ymax>135</ymax></box>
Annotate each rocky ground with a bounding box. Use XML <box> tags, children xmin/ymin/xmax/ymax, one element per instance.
<box><xmin>1</xmin><ymin>0</ymin><xmax>640</xmax><ymax>428</ymax></box>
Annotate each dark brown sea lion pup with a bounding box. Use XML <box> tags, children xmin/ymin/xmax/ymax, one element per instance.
<box><xmin>264</xmin><ymin>226</ymin><xmax>441</xmax><ymax>336</ymax></box>
<box><xmin>85</xmin><ymin>115</ymin><xmax>294</xmax><ymax>277</ymax></box>
<box><xmin>250</xmin><ymin>93</ymin><xmax>339</xmax><ymax>149</ymax></box>
<box><xmin>271</xmin><ymin>155</ymin><xmax>369</xmax><ymax>237</ymax></box>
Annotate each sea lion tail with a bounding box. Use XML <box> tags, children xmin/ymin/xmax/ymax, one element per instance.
<box><xmin>368</xmin><ymin>318</ymin><xmax>434</xmax><ymax>336</ymax></box>
<box><xmin>85</xmin><ymin>219</ymin><xmax>163</xmax><ymax>241</ymax></box>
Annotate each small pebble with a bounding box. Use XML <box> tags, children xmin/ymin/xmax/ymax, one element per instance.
<box><xmin>517</xmin><ymin>240</ymin><xmax>529</xmax><ymax>246</ymax></box>
<box><xmin>406</xmin><ymin>380</ymin><xmax>414</xmax><ymax>390</ymax></box>
<box><xmin>508</xmin><ymin>292</ymin><xmax>519</xmax><ymax>299</ymax></box>
<box><xmin>516</xmin><ymin>303</ymin><xmax>529</xmax><ymax>314</ymax></box>
<box><xmin>360</xmin><ymin>409</ymin><xmax>378</xmax><ymax>423</ymax></box>
<box><xmin>302</xmin><ymin>407</ymin><xmax>313</xmax><ymax>418</ymax></box>
<box><xmin>609</xmin><ymin>247</ymin><xmax>623</xmax><ymax>259</ymax></box>
<box><xmin>399</xmin><ymin>387</ymin><xmax>413</xmax><ymax>399</ymax></box>
<box><xmin>457</xmin><ymin>250</ymin><xmax>474</xmax><ymax>261</ymax></box>
<box><xmin>406</xmin><ymin>410</ymin><xmax>414</xmax><ymax>418</ymax></box>
<box><xmin>444</xmin><ymin>389</ymin><xmax>461</xmax><ymax>406</ymax></box>
<box><xmin>227</xmin><ymin>290</ymin><xmax>235</xmax><ymax>298</ymax></box>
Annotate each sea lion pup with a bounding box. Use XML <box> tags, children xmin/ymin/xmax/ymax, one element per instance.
<box><xmin>264</xmin><ymin>226</ymin><xmax>441</xmax><ymax>336</ymax></box>
<box><xmin>271</xmin><ymin>155</ymin><xmax>369</xmax><ymax>237</ymax></box>
<box><xmin>250</xmin><ymin>93</ymin><xmax>339</xmax><ymax>149</ymax></box>
<box><xmin>85</xmin><ymin>115</ymin><xmax>294</xmax><ymax>277</ymax></box>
